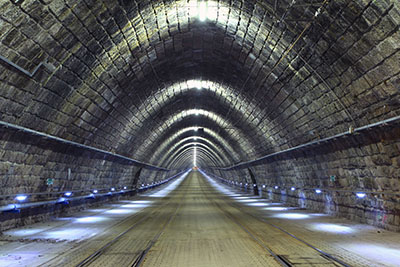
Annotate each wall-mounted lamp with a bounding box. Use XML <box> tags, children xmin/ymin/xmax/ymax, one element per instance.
<box><xmin>356</xmin><ymin>192</ymin><xmax>366</xmax><ymax>198</ymax></box>
<box><xmin>15</xmin><ymin>195</ymin><xmax>27</xmax><ymax>202</ymax></box>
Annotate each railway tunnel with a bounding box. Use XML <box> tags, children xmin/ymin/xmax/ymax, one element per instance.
<box><xmin>0</xmin><ymin>0</ymin><xmax>399</xmax><ymax>266</ymax></box>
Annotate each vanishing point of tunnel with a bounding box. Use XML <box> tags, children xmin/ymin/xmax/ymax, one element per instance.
<box><xmin>0</xmin><ymin>0</ymin><xmax>400</xmax><ymax>266</ymax></box>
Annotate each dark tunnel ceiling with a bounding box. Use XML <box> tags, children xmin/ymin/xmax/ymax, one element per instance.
<box><xmin>1</xmin><ymin>0</ymin><xmax>399</xmax><ymax>169</ymax></box>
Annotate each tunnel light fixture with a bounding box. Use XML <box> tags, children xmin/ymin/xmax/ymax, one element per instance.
<box><xmin>64</xmin><ymin>192</ymin><xmax>72</xmax><ymax>197</ymax></box>
<box><xmin>356</xmin><ymin>192</ymin><xmax>366</xmax><ymax>198</ymax></box>
<box><xmin>111</xmin><ymin>187</ymin><xmax>115</xmax><ymax>192</ymax></box>
<box><xmin>199</xmin><ymin>1</ymin><xmax>207</xmax><ymax>21</ymax></box>
<box><xmin>93</xmin><ymin>189</ymin><xmax>98</xmax><ymax>194</ymax></box>
<box><xmin>193</xmin><ymin>145</ymin><xmax>197</xmax><ymax>167</ymax></box>
<box><xmin>274</xmin><ymin>186</ymin><xmax>279</xmax><ymax>189</ymax></box>
<box><xmin>15</xmin><ymin>195</ymin><xmax>27</xmax><ymax>202</ymax></box>
<box><xmin>123</xmin><ymin>186</ymin><xmax>127</xmax><ymax>190</ymax></box>
<box><xmin>291</xmin><ymin>187</ymin><xmax>296</xmax><ymax>191</ymax></box>
<box><xmin>187</xmin><ymin>79</ymin><xmax>202</xmax><ymax>90</ymax></box>
<box><xmin>315</xmin><ymin>189</ymin><xmax>322</xmax><ymax>194</ymax></box>
<box><xmin>262</xmin><ymin>185</ymin><xmax>266</xmax><ymax>188</ymax></box>
<box><xmin>253</xmin><ymin>184</ymin><xmax>256</xmax><ymax>187</ymax></box>
<box><xmin>57</xmin><ymin>197</ymin><xmax>68</xmax><ymax>204</ymax></box>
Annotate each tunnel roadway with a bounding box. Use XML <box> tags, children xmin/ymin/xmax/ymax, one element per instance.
<box><xmin>39</xmin><ymin>171</ymin><xmax>347</xmax><ymax>267</ymax></box>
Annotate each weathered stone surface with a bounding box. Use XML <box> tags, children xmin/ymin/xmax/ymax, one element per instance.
<box><xmin>0</xmin><ymin>0</ymin><xmax>399</xmax><ymax>230</ymax></box>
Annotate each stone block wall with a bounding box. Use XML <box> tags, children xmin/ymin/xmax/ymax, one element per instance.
<box><xmin>210</xmin><ymin>124</ymin><xmax>400</xmax><ymax>231</ymax></box>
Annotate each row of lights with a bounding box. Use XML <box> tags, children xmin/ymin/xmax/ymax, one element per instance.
<box><xmin>7</xmin><ymin>173</ymin><xmax>186</xmax><ymax>213</ymax></box>
<box><xmin>212</xmin><ymin>177</ymin><xmax>367</xmax><ymax>199</ymax></box>
<box><xmin>14</xmin><ymin>183</ymin><xmax>168</xmax><ymax>203</ymax></box>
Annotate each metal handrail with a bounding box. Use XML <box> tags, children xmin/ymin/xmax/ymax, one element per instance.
<box><xmin>0</xmin><ymin>170</ymin><xmax>187</xmax><ymax>212</ymax></box>
<box><xmin>0</xmin><ymin>120</ymin><xmax>169</xmax><ymax>171</ymax></box>
<box><xmin>0</xmin><ymin>54</ymin><xmax>56</xmax><ymax>77</ymax></box>
<box><xmin>218</xmin><ymin>115</ymin><xmax>400</xmax><ymax>170</ymax></box>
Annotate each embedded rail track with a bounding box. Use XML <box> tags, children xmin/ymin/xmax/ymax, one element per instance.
<box><xmin>40</xmin><ymin>172</ymin><xmax>354</xmax><ymax>267</ymax></box>
<box><xmin>74</xmin><ymin>184</ymin><xmax>187</xmax><ymax>267</ymax></box>
<box><xmin>203</xmin><ymin>175</ymin><xmax>352</xmax><ymax>267</ymax></box>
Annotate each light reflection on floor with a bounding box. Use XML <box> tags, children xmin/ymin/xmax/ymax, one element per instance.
<box><xmin>310</xmin><ymin>223</ymin><xmax>354</xmax><ymax>234</ymax></box>
<box><xmin>263</xmin><ymin>207</ymin><xmax>290</xmax><ymax>211</ymax></box>
<box><xmin>273</xmin><ymin>213</ymin><xmax>311</xmax><ymax>219</ymax></box>
<box><xmin>6</xmin><ymin>228</ymin><xmax>46</xmax><ymax>236</ymax></box>
<box><xmin>45</xmin><ymin>228</ymin><xmax>91</xmax><ymax>240</ymax></box>
<box><xmin>147</xmin><ymin>171</ymin><xmax>189</xmax><ymax>198</ymax></box>
<box><xmin>2</xmin><ymin>172</ymin><xmax>190</xmax><ymax>243</ymax></box>
<box><xmin>342</xmin><ymin>243</ymin><xmax>400</xmax><ymax>266</ymax></box>
<box><xmin>245</xmin><ymin>202</ymin><xmax>271</xmax><ymax>207</ymax></box>
<box><xmin>75</xmin><ymin>216</ymin><xmax>109</xmax><ymax>223</ymax></box>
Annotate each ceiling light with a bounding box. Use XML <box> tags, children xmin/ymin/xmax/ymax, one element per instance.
<box><xmin>199</xmin><ymin>1</ymin><xmax>207</xmax><ymax>21</ymax></box>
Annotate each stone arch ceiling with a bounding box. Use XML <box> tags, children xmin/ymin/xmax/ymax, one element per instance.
<box><xmin>0</xmin><ymin>0</ymin><xmax>399</xmax><ymax>169</ymax></box>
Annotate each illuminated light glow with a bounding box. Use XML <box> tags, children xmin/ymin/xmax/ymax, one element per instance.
<box><xmin>253</xmin><ymin>184</ymin><xmax>256</xmax><ymax>187</ymax></box>
<box><xmin>148</xmin><ymin>173</ymin><xmax>188</xmax><ymax>198</ymax></box>
<box><xmin>198</xmin><ymin>1</ymin><xmax>207</xmax><ymax>21</ymax></box>
<box><xmin>57</xmin><ymin>197</ymin><xmax>68</xmax><ymax>203</ymax></box>
<box><xmin>121</xmin><ymin>204</ymin><xmax>148</xmax><ymax>209</ymax></box>
<box><xmin>356</xmin><ymin>192</ymin><xmax>366</xmax><ymax>198</ymax></box>
<box><xmin>6</xmin><ymin>228</ymin><xmax>45</xmax><ymax>237</ymax></box>
<box><xmin>274</xmin><ymin>186</ymin><xmax>279</xmax><ymax>189</ymax></box>
<box><xmin>105</xmin><ymin>209</ymin><xmax>135</xmax><ymax>214</ymax></box>
<box><xmin>123</xmin><ymin>186</ymin><xmax>127</xmax><ymax>190</ymax></box>
<box><xmin>274</xmin><ymin>213</ymin><xmax>310</xmax><ymax>219</ymax></box>
<box><xmin>342</xmin><ymin>244</ymin><xmax>400</xmax><ymax>266</ymax></box>
<box><xmin>93</xmin><ymin>190</ymin><xmax>98</xmax><ymax>194</ymax></box>
<box><xmin>311</xmin><ymin>223</ymin><xmax>354</xmax><ymax>234</ymax></box>
<box><xmin>232</xmin><ymin>196</ymin><xmax>251</xmax><ymax>200</ymax></box>
<box><xmin>193</xmin><ymin>145</ymin><xmax>197</xmax><ymax>167</ymax></box>
<box><xmin>111</xmin><ymin>188</ymin><xmax>115</xmax><ymax>191</ymax></box>
<box><xmin>291</xmin><ymin>187</ymin><xmax>296</xmax><ymax>191</ymax></box>
<box><xmin>87</xmin><ymin>209</ymin><xmax>107</xmax><ymax>213</ymax></box>
<box><xmin>64</xmin><ymin>192</ymin><xmax>72</xmax><ymax>197</ymax></box>
<box><xmin>45</xmin><ymin>228</ymin><xmax>89</xmax><ymax>240</ymax></box>
<box><xmin>264</xmin><ymin>207</ymin><xmax>290</xmax><ymax>211</ymax></box>
<box><xmin>87</xmin><ymin>193</ymin><xmax>95</xmax><ymax>199</ymax></box>
<box><xmin>75</xmin><ymin>216</ymin><xmax>109</xmax><ymax>223</ymax></box>
<box><xmin>187</xmin><ymin>79</ymin><xmax>202</xmax><ymax>89</ymax></box>
<box><xmin>262</xmin><ymin>185</ymin><xmax>266</xmax><ymax>188</ymax></box>
<box><xmin>246</xmin><ymin>202</ymin><xmax>271</xmax><ymax>207</ymax></box>
<box><xmin>237</xmin><ymin>199</ymin><xmax>259</xmax><ymax>203</ymax></box>
<box><xmin>315</xmin><ymin>189</ymin><xmax>322</xmax><ymax>194</ymax></box>
<box><xmin>15</xmin><ymin>195</ymin><xmax>27</xmax><ymax>201</ymax></box>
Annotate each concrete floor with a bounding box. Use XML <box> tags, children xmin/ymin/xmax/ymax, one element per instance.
<box><xmin>1</xmin><ymin>171</ymin><xmax>400</xmax><ymax>267</ymax></box>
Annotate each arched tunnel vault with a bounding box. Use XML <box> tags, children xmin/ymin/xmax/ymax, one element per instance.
<box><xmin>169</xmin><ymin>146</ymin><xmax>221</xmax><ymax>169</ymax></box>
<box><xmin>0</xmin><ymin>0</ymin><xmax>399</xmax><ymax>231</ymax></box>
<box><xmin>163</xmin><ymin>142</ymin><xmax>226</xmax><ymax>168</ymax></box>
<box><xmin>157</xmin><ymin>136</ymin><xmax>235</xmax><ymax>168</ymax></box>
<box><xmin>148</xmin><ymin>126</ymin><xmax>242</xmax><ymax>165</ymax></box>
